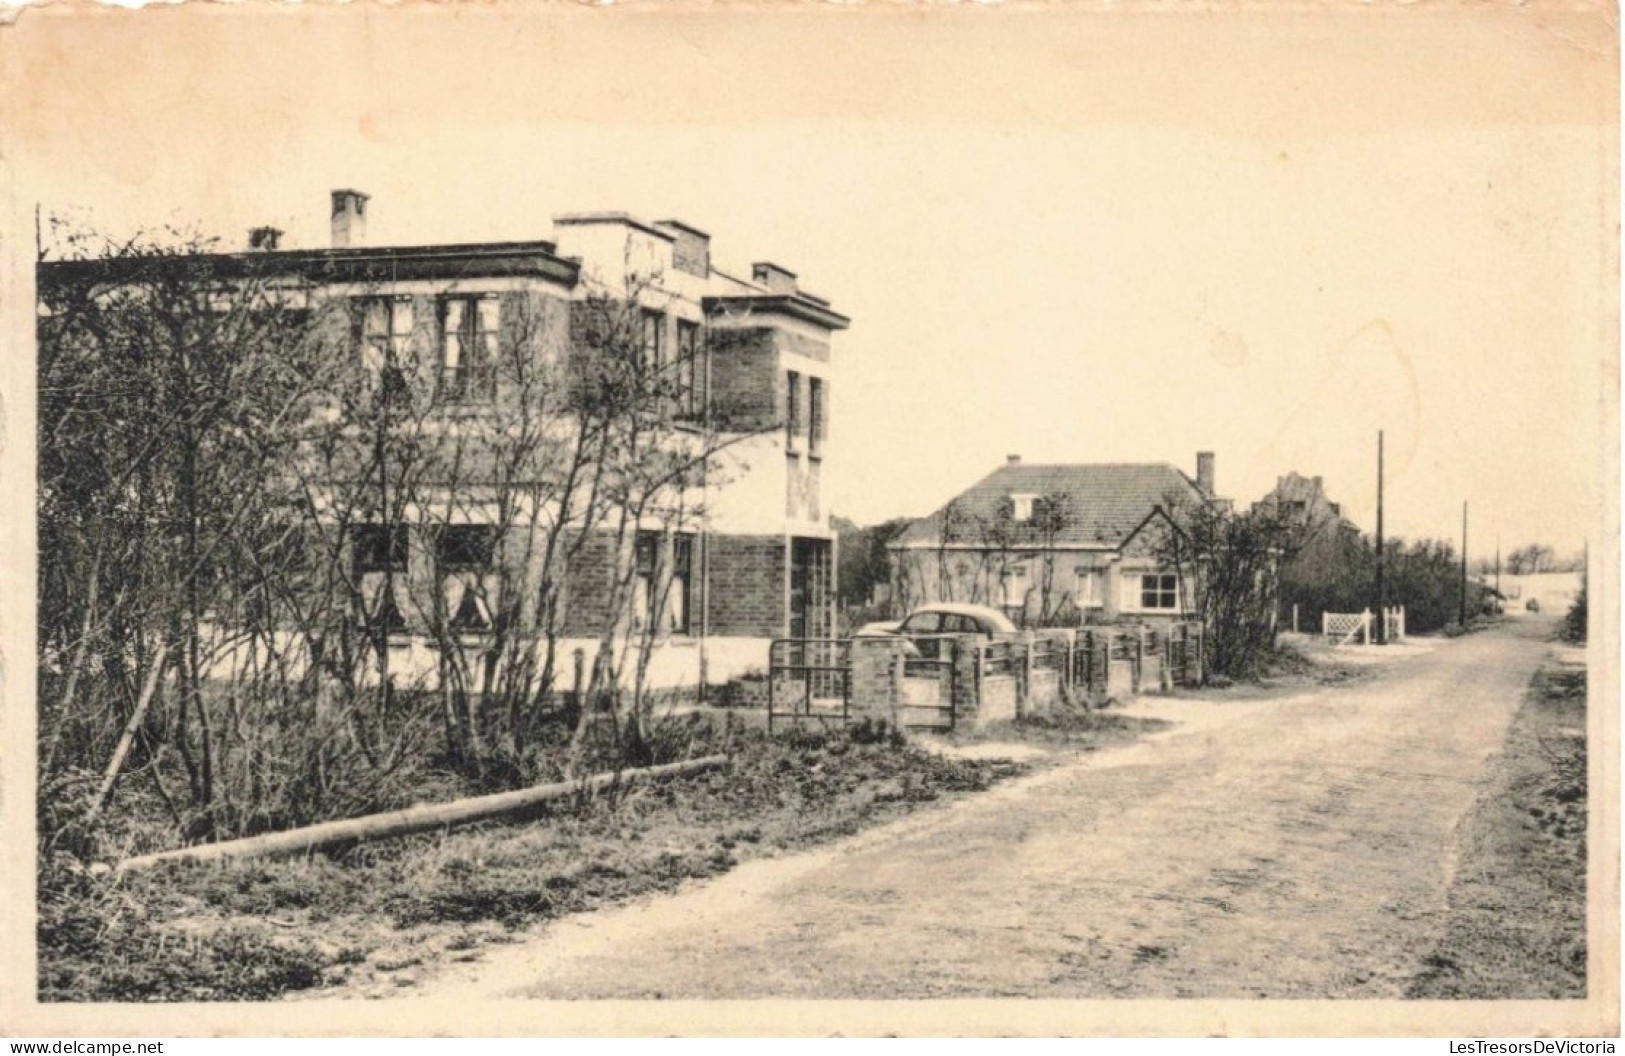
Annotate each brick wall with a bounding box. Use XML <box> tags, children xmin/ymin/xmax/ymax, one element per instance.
<box><xmin>558</xmin><ymin>529</ymin><xmax>621</xmax><ymax>637</ymax></box>
<box><xmin>777</xmin><ymin>327</ymin><xmax>831</xmax><ymax>366</ymax></box>
<box><xmin>705</xmin><ymin>533</ymin><xmax>786</xmax><ymax>638</ymax></box>
<box><xmin>707</xmin><ymin>327</ymin><xmax>778</xmax><ymax>433</ymax></box>
<box><xmin>849</xmin><ymin>636</ymin><xmax>905</xmax><ymax>723</ymax></box>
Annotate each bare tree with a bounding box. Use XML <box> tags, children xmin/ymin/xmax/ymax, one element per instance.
<box><xmin>1153</xmin><ymin>499</ymin><xmax>1299</xmax><ymax>680</ymax></box>
<box><xmin>38</xmin><ymin>227</ymin><xmax>353</xmax><ymax>840</ymax></box>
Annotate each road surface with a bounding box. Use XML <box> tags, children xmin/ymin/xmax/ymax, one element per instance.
<box><xmin>419</xmin><ymin>621</ymin><xmax>1554</xmax><ymax>1000</ymax></box>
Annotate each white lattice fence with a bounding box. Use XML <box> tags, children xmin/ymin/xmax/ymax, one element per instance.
<box><xmin>1322</xmin><ymin>610</ymin><xmax>1372</xmax><ymax>646</ymax></box>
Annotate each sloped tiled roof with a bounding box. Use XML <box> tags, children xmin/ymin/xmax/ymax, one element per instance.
<box><xmin>1252</xmin><ymin>471</ymin><xmax>1361</xmax><ymax>534</ymax></box>
<box><xmin>893</xmin><ymin>462</ymin><xmax>1212</xmax><ymax>549</ymax></box>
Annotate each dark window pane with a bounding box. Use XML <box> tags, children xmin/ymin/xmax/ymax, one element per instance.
<box><xmin>436</xmin><ymin>525</ymin><xmax>497</xmax><ymax>570</ymax></box>
<box><xmin>352</xmin><ymin>524</ymin><xmax>408</xmax><ymax>574</ymax></box>
<box><xmin>635</xmin><ymin>531</ymin><xmax>659</xmax><ymax>575</ymax></box>
<box><xmin>450</xmin><ymin>587</ymin><xmax>491</xmax><ymax>631</ymax></box>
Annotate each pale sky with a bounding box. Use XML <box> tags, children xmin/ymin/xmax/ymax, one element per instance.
<box><xmin>3</xmin><ymin>4</ymin><xmax>1616</xmax><ymax>559</ymax></box>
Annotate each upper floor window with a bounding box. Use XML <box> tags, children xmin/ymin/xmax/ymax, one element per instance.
<box><xmin>439</xmin><ymin>296</ymin><xmax>500</xmax><ymax>402</ymax></box>
<box><xmin>1010</xmin><ymin>493</ymin><xmax>1036</xmax><ymax>523</ymax></box>
<box><xmin>639</xmin><ymin>309</ymin><xmax>664</xmax><ymax>373</ymax></box>
<box><xmin>786</xmin><ymin>370</ymin><xmax>802</xmax><ymax>451</ymax></box>
<box><xmin>676</xmin><ymin>319</ymin><xmax>702</xmax><ymax>419</ymax></box>
<box><xmin>808</xmin><ymin>377</ymin><xmax>825</xmax><ymax>457</ymax></box>
<box><xmin>357</xmin><ymin>297</ymin><xmax>413</xmax><ymax>398</ymax></box>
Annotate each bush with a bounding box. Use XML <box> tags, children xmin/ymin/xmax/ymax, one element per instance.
<box><xmin>1564</xmin><ymin>577</ymin><xmax>1588</xmax><ymax>643</ymax></box>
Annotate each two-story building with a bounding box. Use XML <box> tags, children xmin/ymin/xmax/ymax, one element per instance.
<box><xmin>38</xmin><ymin>190</ymin><xmax>848</xmax><ymax>693</ymax></box>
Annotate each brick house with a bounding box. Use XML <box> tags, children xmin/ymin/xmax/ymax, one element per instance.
<box><xmin>1250</xmin><ymin>471</ymin><xmax>1359</xmax><ymax>542</ymax></box>
<box><xmin>1251</xmin><ymin>471</ymin><xmax>1365</xmax><ymax>630</ymax></box>
<box><xmin>889</xmin><ymin>453</ymin><xmax>1226</xmax><ymax>626</ymax></box>
<box><xmin>39</xmin><ymin>191</ymin><xmax>847</xmax><ymax>691</ymax></box>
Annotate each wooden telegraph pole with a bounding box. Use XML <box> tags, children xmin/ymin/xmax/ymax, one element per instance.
<box><xmin>1460</xmin><ymin>500</ymin><xmax>1469</xmax><ymax>627</ymax></box>
<box><xmin>1375</xmin><ymin>431</ymin><xmax>1385</xmax><ymax>645</ymax></box>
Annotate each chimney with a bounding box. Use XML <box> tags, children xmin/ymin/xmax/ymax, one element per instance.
<box><xmin>1007</xmin><ymin>454</ymin><xmax>1022</xmax><ymax>466</ymax></box>
<box><xmin>248</xmin><ymin>226</ymin><xmax>283</xmax><ymax>252</ymax></box>
<box><xmin>1196</xmin><ymin>451</ymin><xmax>1216</xmax><ymax>496</ymax></box>
<box><xmin>657</xmin><ymin>220</ymin><xmax>710</xmax><ymax>278</ymax></box>
<box><xmin>752</xmin><ymin>261</ymin><xmax>797</xmax><ymax>295</ymax></box>
<box><xmin>331</xmin><ymin>189</ymin><xmax>369</xmax><ymax>249</ymax></box>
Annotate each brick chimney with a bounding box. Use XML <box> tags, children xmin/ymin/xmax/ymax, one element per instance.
<box><xmin>1007</xmin><ymin>454</ymin><xmax>1022</xmax><ymax>466</ymax></box>
<box><xmin>1196</xmin><ymin>451</ymin><xmax>1216</xmax><ymax>496</ymax></box>
<box><xmin>657</xmin><ymin>220</ymin><xmax>710</xmax><ymax>278</ymax></box>
<box><xmin>248</xmin><ymin>226</ymin><xmax>283</xmax><ymax>252</ymax></box>
<box><xmin>331</xmin><ymin>189</ymin><xmax>369</xmax><ymax>249</ymax></box>
<box><xmin>752</xmin><ymin>261</ymin><xmax>797</xmax><ymax>294</ymax></box>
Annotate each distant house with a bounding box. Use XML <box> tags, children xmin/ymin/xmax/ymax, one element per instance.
<box><xmin>1253</xmin><ymin>471</ymin><xmax>1364</xmax><ymax>628</ymax></box>
<box><xmin>888</xmin><ymin>452</ymin><xmax>1226</xmax><ymax>626</ymax></box>
<box><xmin>1251</xmin><ymin>472</ymin><xmax>1360</xmax><ymax>544</ymax></box>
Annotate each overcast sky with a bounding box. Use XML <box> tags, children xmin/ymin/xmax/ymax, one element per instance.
<box><xmin>5</xmin><ymin>4</ymin><xmax>1616</xmax><ymax>558</ymax></box>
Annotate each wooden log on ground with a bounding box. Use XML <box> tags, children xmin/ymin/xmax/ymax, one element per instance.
<box><xmin>115</xmin><ymin>754</ymin><xmax>728</xmax><ymax>874</ymax></box>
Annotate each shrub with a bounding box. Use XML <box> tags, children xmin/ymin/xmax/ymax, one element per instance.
<box><xmin>1564</xmin><ymin>576</ymin><xmax>1588</xmax><ymax>643</ymax></box>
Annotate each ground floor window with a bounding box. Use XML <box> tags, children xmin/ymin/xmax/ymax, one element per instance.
<box><xmin>1139</xmin><ymin>572</ymin><xmax>1180</xmax><ymax>611</ymax></box>
<box><xmin>436</xmin><ymin>525</ymin><xmax>499</xmax><ymax>632</ymax></box>
<box><xmin>350</xmin><ymin>523</ymin><xmax>410</xmax><ymax>633</ymax></box>
<box><xmin>1075</xmin><ymin>568</ymin><xmax>1104</xmax><ymax>609</ymax></box>
<box><xmin>634</xmin><ymin>530</ymin><xmax>694</xmax><ymax>635</ymax></box>
<box><xmin>999</xmin><ymin>562</ymin><xmax>1031</xmax><ymax>618</ymax></box>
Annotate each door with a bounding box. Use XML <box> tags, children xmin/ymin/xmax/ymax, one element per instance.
<box><xmin>788</xmin><ymin>537</ymin><xmax>832</xmax><ymax>640</ymax></box>
<box><xmin>789</xmin><ymin>537</ymin><xmax>835</xmax><ymax>699</ymax></box>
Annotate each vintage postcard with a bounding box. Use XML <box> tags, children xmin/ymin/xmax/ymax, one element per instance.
<box><xmin>0</xmin><ymin>0</ymin><xmax>1617</xmax><ymax>1038</ymax></box>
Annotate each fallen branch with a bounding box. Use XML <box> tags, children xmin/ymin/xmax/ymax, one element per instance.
<box><xmin>85</xmin><ymin>642</ymin><xmax>170</xmax><ymax>823</ymax></box>
<box><xmin>116</xmin><ymin>754</ymin><xmax>728</xmax><ymax>874</ymax></box>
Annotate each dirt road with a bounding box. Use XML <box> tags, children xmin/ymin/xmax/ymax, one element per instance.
<box><xmin>420</xmin><ymin>621</ymin><xmax>1555</xmax><ymax>1000</ymax></box>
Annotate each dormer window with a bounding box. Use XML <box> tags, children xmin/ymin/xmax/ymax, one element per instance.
<box><xmin>1011</xmin><ymin>493</ymin><xmax>1037</xmax><ymax>523</ymax></box>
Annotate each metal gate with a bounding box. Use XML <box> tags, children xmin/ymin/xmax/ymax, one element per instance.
<box><xmin>767</xmin><ymin>638</ymin><xmax>850</xmax><ymax>732</ymax></box>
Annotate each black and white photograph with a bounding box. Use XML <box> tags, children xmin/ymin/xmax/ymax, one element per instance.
<box><xmin>1</xmin><ymin>1</ymin><xmax>1617</xmax><ymax>1038</ymax></box>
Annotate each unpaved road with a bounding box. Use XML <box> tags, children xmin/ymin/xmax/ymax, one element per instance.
<box><xmin>418</xmin><ymin>621</ymin><xmax>1555</xmax><ymax>1000</ymax></box>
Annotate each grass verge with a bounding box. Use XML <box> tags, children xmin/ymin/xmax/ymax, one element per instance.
<box><xmin>940</xmin><ymin>707</ymin><xmax>1171</xmax><ymax>752</ymax></box>
<box><xmin>1406</xmin><ymin>652</ymin><xmax>1586</xmax><ymax>998</ymax></box>
<box><xmin>39</xmin><ymin>723</ymin><xmax>1032</xmax><ymax>1001</ymax></box>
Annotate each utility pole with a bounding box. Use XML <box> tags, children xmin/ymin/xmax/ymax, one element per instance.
<box><xmin>1460</xmin><ymin>500</ymin><xmax>1469</xmax><ymax>627</ymax></box>
<box><xmin>1375</xmin><ymin>430</ymin><xmax>1385</xmax><ymax>645</ymax></box>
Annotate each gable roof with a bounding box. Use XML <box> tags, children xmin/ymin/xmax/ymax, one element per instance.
<box><xmin>1253</xmin><ymin>471</ymin><xmax>1360</xmax><ymax>534</ymax></box>
<box><xmin>893</xmin><ymin>461</ymin><xmax>1214</xmax><ymax>550</ymax></box>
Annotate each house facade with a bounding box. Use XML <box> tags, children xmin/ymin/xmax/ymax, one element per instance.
<box><xmin>1251</xmin><ymin>471</ymin><xmax>1364</xmax><ymax>629</ymax></box>
<box><xmin>889</xmin><ymin>453</ymin><xmax>1224</xmax><ymax>627</ymax></box>
<box><xmin>1250</xmin><ymin>471</ymin><xmax>1359</xmax><ymax>543</ymax></box>
<box><xmin>38</xmin><ymin>191</ymin><xmax>847</xmax><ymax>691</ymax></box>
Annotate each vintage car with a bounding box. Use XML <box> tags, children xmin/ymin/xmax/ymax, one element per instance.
<box><xmin>855</xmin><ymin>603</ymin><xmax>1019</xmax><ymax>657</ymax></box>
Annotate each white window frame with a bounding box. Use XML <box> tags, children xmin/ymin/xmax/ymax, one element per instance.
<box><xmin>1075</xmin><ymin>568</ymin><xmax>1104</xmax><ymax>609</ymax></box>
<box><xmin>1132</xmin><ymin>572</ymin><xmax>1181</xmax><ymax>612</ymax></box>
